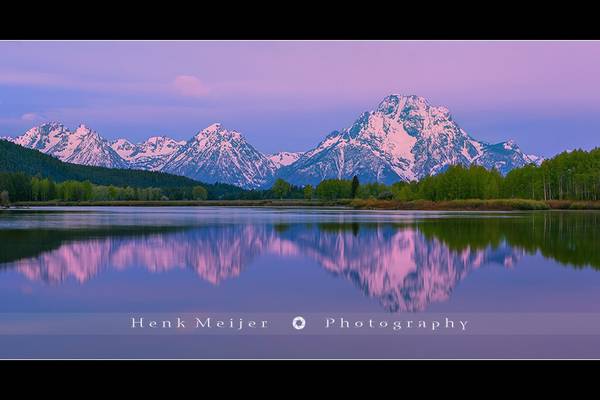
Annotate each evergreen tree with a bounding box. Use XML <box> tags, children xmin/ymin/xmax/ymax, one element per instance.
<box><xmin>0</xmin><ymin>190</ymin><xmax>9</xmax><ymax>207</ymax></box>
<box><xmin>350</xmin><ymin>175</ymin><xmax>360</xmax><ymax>198</ymax></box>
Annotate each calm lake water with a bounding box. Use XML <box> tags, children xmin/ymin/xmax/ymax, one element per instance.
<box><xmin>1</xmin><ymin>207</ymin><xmax>599</xmax><ymax>358</ymax></box>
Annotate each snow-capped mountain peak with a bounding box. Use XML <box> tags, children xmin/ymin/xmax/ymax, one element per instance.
<box><xmin>193</xmin><ymin>123</ymin><xmax>244</xmax><ymax>144</ymax></box>
<box><xmin>278</xmin><ymin>94</ymin><xmax>541</xmax><ymax>185</ymax></box>
<box><xmin>11</xmin><ymin>122</ymin><xmax>127</xmax><ymax>169</ymax></box>
<box><xmin>109</xmin><ymin>135</ymin><xmax>186</xmax><ymax>171</ymax></box>
<box><xmin>162</xmin><ymin>124</ymin><xmax>276</xmax><ymax>188</ymax></box>
<box><xmin>139</xmin><ymin>136</ymin><xmax>186</xmax><ymax>152</ymax></box>
<box><xmin>72</xmin><ymin>124</ymin><xmax>100</xmax><ymax>141</ymax></box>
<box><xmin>525</xmin><ymin>153</ymin><xmax>544</xmax><ymax>165</ymax></box>
<box><xmin>110</xmin><ymin>138</ymin><xmax>136</xmax><ymax>159</ymax></box>
<box><xmin>503</xmin><ymin>139</ymin><xmax>517</xmax><ymax>149</ymax></box>
<box><xmin>377</xmin><ymin>93</ymin><xmax>426</xmax><ymax>114</ymax></box>
<box><xmin>195</xmin><ymin>123</ymin><xmax>224</xmax><ymax>138</ymax></box>
<box><xmin>205</xmin><ymin>122</ymin><xmax>222</xmax><ymax>131</ymax></box>
<box><xmin>13</xmin><ymin>122</ymin><xmax>68</xmax><ymax>150</ymax></box>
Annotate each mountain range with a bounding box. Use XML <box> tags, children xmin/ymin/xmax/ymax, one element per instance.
<box><xmin>2</xmin><ymin>94</ymin><xmax>542</xmax><ymax>189</ymax></box>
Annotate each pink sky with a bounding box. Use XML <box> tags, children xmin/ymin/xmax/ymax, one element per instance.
<box><xmin>1</xmin><ymin>41</ymin><xmax>599</xmax><ymax>156</ymax></box>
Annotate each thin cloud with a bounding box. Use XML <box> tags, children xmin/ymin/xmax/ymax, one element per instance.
<box><xmin>0</xmin><ymin>69</ymin><xmax>175</xmax><ymax>97</ymax></box>
<box><xmin>21</xmin><ymin>112</ymin><xmax>45</xmax><ymax>122</ymax></box>
<box><xmin>173</xmin><ymin>75</ymin><xmax>210</xmax><ymax>97</ymax></box>
<box><xmin>0</xmin><ymin>70</ymin><xmax>71</xmax><ymax>87</ymax></box>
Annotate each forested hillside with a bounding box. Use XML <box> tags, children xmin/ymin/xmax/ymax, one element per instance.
<box><xmin>0</xmin><ymin>139</ymin><xmax>199</xmax><ymax>188</ymax></box>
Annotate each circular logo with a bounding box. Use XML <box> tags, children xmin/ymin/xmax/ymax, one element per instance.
<box><xmin>292</xmin><ymin>316</ymin><xmax>306</xmax><ymax>330</ymax></box>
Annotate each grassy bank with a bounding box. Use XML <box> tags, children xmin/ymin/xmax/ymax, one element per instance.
<box><xmin>350</xmin><ymin>198</ymin><xmax>600</xmax><ymax>210</ymax></box>
<box><xmin>11</xmin><ymin>199</ymin><xmax>353</xmax><ymax>208</ymax></box>
<box><xmin>8</xmin><ymin>198</ymin><xmax>600</xmax><ymax>210</ymax></box>
<box><xmin>545</xmin><ymin>200</ymin><xmax>600</xmax><ymax>210</ymax></box>
<box><xmin>349</xmin><ymin>199</ymin><xmax>551</xmax><ymax>210</ymax></box>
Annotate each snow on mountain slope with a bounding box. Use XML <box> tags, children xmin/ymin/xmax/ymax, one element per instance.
<box><xmin>9</xmin><ymin>122</ymin><xmax>276</xmax><ymax>186</ymax></box>
<box><xmin>12</xmin><ymin>122</ymin><xmax>127</xmax><ymax>168</ymax></box>
<box><xmin>62</xmin><ymin>124</ymin><xmax>128</xmax><ymax>168</ymax></box>
<box><xmin>267</xmin><ymin>151</ymin><xmax>303</xmax><ymax>169</ymax></box>
<box><xmin>161</xmin><ymin>123</ymin><xmax>276</xmax><ymax>188</ymax></box>
<box><xmin>8</xmin><ymin>96</ymin><xmax>542</xmax><ymax>188</ymax></box>
<box><xmin>278</xmin><ymin>94</ymin><xmax>540</xmax><ymax>185</ymax></box>
<box><xmin>12</xmin><ymin>122</ymin><xmax>70</xmax><ymax>152</ymax></box>
<box><xmin>110</xmin><ymin>138</ymin><xmax>136</xmax><ymax>159</ymax></box>
<box><xmin>472</xmin><ymin>139</ymin><xmax>542</xmax><ymax>174</ymax></box>
<box><xmin>111</xmin><ymin>136</ymin><xmax>185</xmax><ymax>171</ymax></box>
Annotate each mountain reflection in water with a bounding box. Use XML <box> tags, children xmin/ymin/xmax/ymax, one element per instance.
<box><xmin>0</xmin><ymin>211</ymin><xmax>598</xmax><ymax>312</ymax></box>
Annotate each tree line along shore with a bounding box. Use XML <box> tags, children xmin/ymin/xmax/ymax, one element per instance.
<box><xmin>1</xmin><ymin>146</ymin><xmax>600</xmax><ymax>210</ymax></box>
<box><xmin>8</xmin><ymin>198</ymin><xmax>600</xmax><ymax>210</ymax></box>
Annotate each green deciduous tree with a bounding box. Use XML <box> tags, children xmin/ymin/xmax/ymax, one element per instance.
<box><xmin>316</xmin><ymin>179</ymin><xmax>352</xmax><ymax>200</ymax></box>
<box><xmin>192</xmin><ymin>185</ymin><xmax>208</xmax><ymax>200</ymax></box>
<box><xmin>303</xmin><ymin>184</ymin><xmax>314</xmax><ymax>200</ymax></box>
<box><xmin>271</xmin><ymin>178</ymin><xmax>292</xmax><ymax>199</ymax></box>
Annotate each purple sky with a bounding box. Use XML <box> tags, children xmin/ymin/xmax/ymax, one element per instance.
<box><xmin>1</xmin><ymin>41</ymin><xmax>599</xmax><ymax>156</ymax></box>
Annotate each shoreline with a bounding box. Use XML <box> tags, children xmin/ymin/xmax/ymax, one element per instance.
<box><xmin>6</xmin><ymin>198</ymin><xmax>600</xmax><ymax>211</ymax></box>
<box><xmin>350</xmin><ymin>199</ymin><xmax>600</xmax><ymax>211</ymax></box>
<box><xmin>8</xmin><ymin>199</ymin><xmax>353</xmax><ymax>208</ymax></box>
